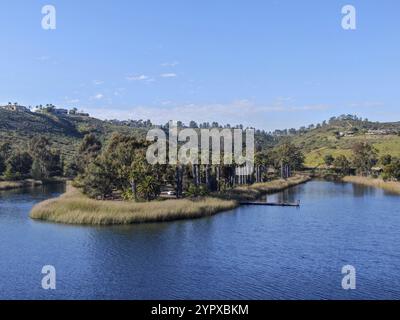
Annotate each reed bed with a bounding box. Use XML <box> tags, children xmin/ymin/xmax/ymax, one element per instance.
<box><xmin>342</xmin><ymin>176</ymin><xmax>400</xmax><ymax>194</ymax></box>
<box><xmin>30</xmin><ymin>175</ymin><xmax>310</xmax><ymax>225</ymax></box>
<box><xmin>218</xmin><ymin>175</ymin><xmax>311</xmax><ymax>201</ymax></box>
<box><xmin>30</xmin><ymin>184</ymin><xmax>238</xmax><ymax>225</ymax></box>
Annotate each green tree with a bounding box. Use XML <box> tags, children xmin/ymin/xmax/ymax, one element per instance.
<box><xmin>380</xmin><ymin>154</ymin><xmax>392</xmax><ymax>166</ymax></box>
<box><xmin>352</xmin><ymin>142</ymin><xmax>378</xmax><ymax>176</ymax></box>
<box><xmin>79</xmin><ymin>133</ymin><xmax>102</xmax><ymax>155</ymax></box>
<box><xmin>28</xmin><ymin>136</ymin><xmax>51</xmax><ymax>179</ymax></box>
<box><xmin>102</xmin><ymin>134</ymin><xmax>148</xmax><ymax>194</ymax></box>
<box><xmin>383</xmin><ymin>158</ymin><xmax>400</xmax><ymax>181</ymax></box>
<box><xmin>333</xmin><ymin>155</ymin><xmax>351</xmax><ymax>176</ymax></box>
<box><xmin>0</xmin><ymin>142</ymin><xmax>12</xmax><ymax>160</ymax></box>
<box><xmin>4</xmin><ymin>152</ymin><xmax>33</xmax><ymax>180</ymax></box>
<box><xmin>28</xmin><ymin>136</ymin><xmax>62</xmax><ymax>179</ymax></box>
<box><xmin>48</xmin><ymin>150</ymin><xmax>63</xmax><ymax>177</ymax></box>
<box><xmin>324</xmin><ymin>154</ymin><xmax>335</xmax><ymax>167</ymax></box>
<box><xmin>64</xmin><ymin>160</ymin><xmax>80</xmax><ymax>178</ymax></box>
<box><xmin>273</xmin><ymin>141</ymin><xmax>305</xmax><ymax>172</ymax></box>
<box><xmin>81</xmin><ymin>157</ymin><xmax>115</xmax><ymax>199</ymax></box>
<box><xmin>137</xmin><ymin>176</ymin><xmax>160</xmax><ymax>201</ymax></box>
<box><xmin>75</xmin><ymin>133</ymin><xmax>102</xmax><ymax>174</ymax></box>
<box><xmin>31</xmin><ymin>159</ymin><xmax>42</xmax><ymax>180</ymax></box>
<box><xmin>0</xmin><ymin>154</ymin><xmax>5</xmax><ymax>176</ymax></box>
<box><xmin>78</xmin><ymin>133</ymin><xmax>157</xmax><ymax>201</ymax></box>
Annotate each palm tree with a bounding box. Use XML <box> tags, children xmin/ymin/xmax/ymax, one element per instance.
<box><xmin>137</xmin><ymin>176</ymin><xmax>160</xmax><ymax>201</ymax></box>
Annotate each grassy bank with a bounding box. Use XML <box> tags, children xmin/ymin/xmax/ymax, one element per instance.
<box><xmin>342</xmin><ymin>176</ymin><xmax>400</xmax><ymax>195</ymax></box>
<box><xmin>0</xmin><ymin>179</ymin><xmax>43</xmax><ymax>191</ymax></box>
<box><xmin>218</xmin><ymin>175</ymin><xmax>311</xmax><ymax>202</ymax></box>
<box><xmin>30</xmin><ymin>175</ymin><xmax>310</xmax><ymax>225</ymax></box>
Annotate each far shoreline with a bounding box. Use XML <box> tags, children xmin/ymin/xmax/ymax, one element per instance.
<box><xmin>342</xmin><ymin>176</ymin><xmax>400</xmax><ymax>195</ymax></box>
<box><xmin>0</xmin><ymin>178</ymin><xmax>66</xmax><ymax>191</ymax></box>
<box><xmin>30</xmin><ymin>175</ymin><xmax>311</xmax><ymax>226</ymax></box>
<box><xmin>0</xmin><ymin>179</ymin><xmax>43</xmax><ymax>191</ymax></box>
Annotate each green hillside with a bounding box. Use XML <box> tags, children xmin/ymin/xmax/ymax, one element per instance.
<box><xmin>288</xmin><ymin>117</ymin><xmax>400</xmax><ymax>167</ymax></box>
<box><xmin>0</xmin><ymin>108</ymin><xmax>279</xmax><ymax>161</ymax></box>
<box><xmin>1</xmin><ymin>109</ymin><xmax>400</xmax><ymax>168</ymax></box>
<box><xmin>0</xmin><ymin>109</ymin><xmax>147</xmax><ymax>161</ymax></box>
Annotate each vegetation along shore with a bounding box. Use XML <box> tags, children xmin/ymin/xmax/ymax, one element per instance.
<box><xmin>2</xmin><ymin>106</ymin><xmax>400</xmax><ymax>225</ymax></box>
<box><xmin>30</xmin><ymin>175</ymin><xmax>310</xmax><ymax>225</ymax></box>
<box><xmin>342</xmin><ymin>176</ymin><xmax>400</xmax><ymax>195</ymax></box>
<box><xmin>0</xmin><ymin>179</ymin><xmax>42</xmax><ymax>191</ymax></box>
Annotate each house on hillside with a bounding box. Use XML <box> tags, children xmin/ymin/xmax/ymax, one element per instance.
<box><xmin>366</xmin><ymin>129</ymin><xmax>393</xmax><ymax>135</ymax></box>
<box><xmin>68</xmin><ymin>107</ymin><xmax>89</xmax><ymax>117</ymax></box>
<box><xmin>337</xmin><ymin>130</ymin><xmax>357</xmax><ymax>137</ymax></box>
<box><xmin>1</xmin><ymin>104</ymin><xmax>30</xmax><ymax>112</ymax></box>
<box><xmin>76</xmin><ymin>112</ymin><xmax>89</xmax><ymax>117</ymax></box>
<box><xmin>53</xmin><ymin>108</ymin><xmax>68</xmax><ymax>115</ymax></box>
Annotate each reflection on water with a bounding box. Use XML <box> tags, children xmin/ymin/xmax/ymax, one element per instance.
<box><xmin>265</xmin><ymin>188</ymin><xmax>299</xmax><ymax>203</ymax></box>
<box><xmin>1</xmin><ymin>180</ymin><xmax>400</xmax><ymax>299</ymax></box>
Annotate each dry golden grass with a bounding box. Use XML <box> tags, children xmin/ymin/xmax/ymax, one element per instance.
<box><xmin>219</xmin><ymin>175</ymin><xmax>311</xmax><ymax>202</ymax></box>
<box><xmin>0</xmin><ymin>179</ymin><xmax>42</xmax><ymax>191</ymax></box>
<box><xmin>30</xmin><ymin>175</ymin><xmax>310</xmax><ymax>225</ymax></box>
<box><xmin>342</xmin><ymin>176</ymin><xmax>400</xmax><ymax>194</ymax></box>
<box><xmin>30</xmin><ymin>184</ymin><xmax>238</xmax><ymax>225</ymax></box>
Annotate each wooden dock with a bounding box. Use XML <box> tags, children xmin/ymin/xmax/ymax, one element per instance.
<box><xmin>240</xmin><ymin>201</ymin><xmax>300</xmax><ymax>207</ymax></box>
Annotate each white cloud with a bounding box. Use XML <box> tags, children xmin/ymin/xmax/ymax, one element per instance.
<box><xmin>348</xmin><ymin>101</ymin><xmax>384</xmax><ymax>108</ymax></box>
<box><xmin>91</xmin><ymin>93</ymin><xmax>104</xmax><ymax>100</ymax></box>
<box><xmin>160</xmin><ymin>100</ymin><xmax>173</xmax><ymax>106</ymax></box>
<box><xmin>114</xmin><ymin>88</ymin><xmax>125</xmax><ymax>96</ymax></box>
<box><xmin>85</xmin><ymin>99</ymin><xmax>330</xmax><ymax>128</ymax></box>
<box><xmin>160</xmin><ymin>73</ymin><xmax>177</xmax><ymax>78</ymax></box>
<box><xmin>63</xmin><ymin>96</ymin><xmax>80</xmax><ymax>104</ymax></box>
<box><xmin>93</xmin><ymin>80</ymin><xmax>104</xmax><ymax>85</ymax></box>
<box><xmin>161</xmin><ymin>61</ymin><xmax>179</xmax><ymax>67</ymax></box>
<box><xmin>36</xmin><ymin>56</ymin><xmax>50</xmax><ymax>62</ymax></box>
<box><xmin>126</xmin><ymin>75</ymin><xmax>149</xmax><ymax>81</ymax></box>
<box><xmin>67</xmin><ymin>99</ymin><xmax>80</xmax><ymax>104</ymax></box>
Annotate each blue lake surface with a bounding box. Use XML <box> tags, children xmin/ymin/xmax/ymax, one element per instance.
<box><xmin>1</xmin><ymin>180</ymin><xmax>400</xmax><ymax>299</ymax></box>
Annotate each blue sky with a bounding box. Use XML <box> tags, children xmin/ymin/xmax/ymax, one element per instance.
<box><xmin>1</xmin><ymin>0</ymin><xmax>399</xmax><ymax>130</ymax></box>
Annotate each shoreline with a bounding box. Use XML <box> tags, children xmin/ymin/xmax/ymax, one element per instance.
<box><xmin>30</xmin><ymin>175</ymin><xmax>310</xmax><ymax>226</ymax></box>
<box><xmin>0</xmin><ymin>178</ymin><xmax>67</xmax><ymax>191</ymax></box>
<box><xmin>342</xmin><ymin>176</ymin><xmax>400</xmax><ymax>195</ymax></box>
<box><xmin>0</xmin><ymin>179</ymin><xmax>43</xmax><ymax>191</ymax></box>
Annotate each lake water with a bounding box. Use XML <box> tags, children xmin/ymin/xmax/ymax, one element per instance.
<box><xmin>1</xmin><ymin>180</ymin><xmax>400</xmax><ymax>300</ymax></box>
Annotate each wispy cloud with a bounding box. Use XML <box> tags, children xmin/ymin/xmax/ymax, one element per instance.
<box><xmin>86</xmin><ymin>99</ymin><xmax>330</xmax><ymax>128</ymax></box>
<box><xmin>160</xmin><ymin>73</ymin><xmax>177</xmax><ymax>78</ymax></box>
<box><xmin>126</xmin><ymin>75</ymin><xmax>150</xmax><ymax>81</ymax></box>
<box><xmin>36</xmin><ymin>56</ymin><xmax>50</xmax><ymax>62</ymax></box>
<box><xmin>93</xmin><ymin>80</ymin><xmax>104</xmax><ymax>85</ymax></box>
<box><xmin>348</xmin><ymin>101</ymin><xmax>384</xmax><ymax>108</ymax></box>
<box><xmin>114</xmin><ymin>88</ymin><xmax>125</xmax><ymax>96</ymax></box>
<box><xmin>91</xmin><ymin>93</ymin><xmax>104</xmax><ymax>100</ymax></box>
<box><xmin>161</xmin><ymin>61</ymin><xmax>179</xmax><ymax>67</ymax></box>
<box><xmin>63</xmin><ymin>96</ymin><xmax>80</xmax><ymax>104</ymax></box>
<box><xmin>67</xmin><ymin>99</ymin><xmax>80</xmax><ymax>104</ymax></box>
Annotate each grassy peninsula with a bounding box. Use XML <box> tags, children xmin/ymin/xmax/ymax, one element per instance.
<box><xmin>30</xmin><ymin>175</ymin><xmax>310</xmax><ymax>225</ymax></box>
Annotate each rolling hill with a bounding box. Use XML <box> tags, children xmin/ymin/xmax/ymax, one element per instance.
<box><xmin>0</xmin><ymin>108</ymin><xmax>148</xmax><ymax>161</ymax></box>
<box><xmin>1</xmin><ymin>109</ymin><xmax>400</xmax><ymax>167</ymax></box>
<box><xmin>288</xmin><ymin>117</ymin><xmax>400</xmax><ymax>167</ymax></box>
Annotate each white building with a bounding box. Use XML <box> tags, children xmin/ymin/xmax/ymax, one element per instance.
<box><xmin>1</xmin><ymin>104</ymin><xmax>30</xmax><ymax>112</ymax></box>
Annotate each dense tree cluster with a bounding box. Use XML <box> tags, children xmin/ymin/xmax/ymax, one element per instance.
<box><xmin>72</xmin><ymin>133</ymin><xmax>305</xmax><ymax>201</ymax></box>
<box><xmin>351</xmin><ymin>142</ymin><xmax>378</xmax><ymax>176</ymax></box>
<box><xmin>0</xmin><ymin>137</ymin><xmax>63</xmax><ymax>180</ymax></box>
<box><xmin>321</xmin><ymin>142</ymin><xmax>400</xmax><ymax>179</ymax></box>
<box><xmin>381</xmin><ymin>156</ymin><xmax>400</xmax><ymax>181</ymax></box>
